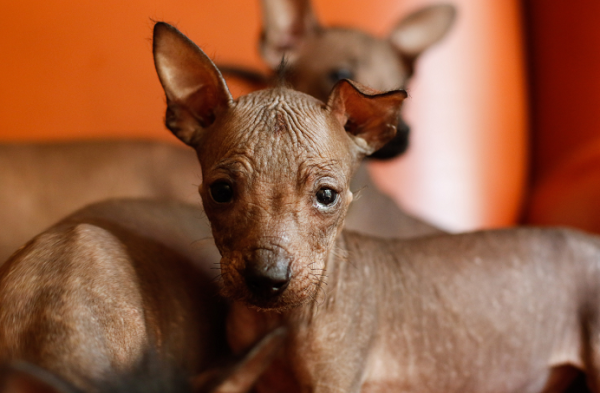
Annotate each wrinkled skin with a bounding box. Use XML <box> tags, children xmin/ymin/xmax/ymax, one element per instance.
<box><xmin>154</xmin><ymin>23</ymin><xmax>600</xmax><ymax>393</ymax></box>
<box><xmin>197</xmin><ymin>89</ymin><xmax>357</xmax><ymax>309</ymax></box>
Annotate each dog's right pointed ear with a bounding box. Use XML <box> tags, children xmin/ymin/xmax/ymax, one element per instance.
<box><xmin>389</xmin><ymin>4</ymin><xmax>456</xmax><ymax>70</ymax></box>
<box><xmin>328</xmin><ymin>80</ymin><xmax>407</xmax><ymax>157</ymax></box>
<box><xmin>153</xmin><ymin>22</ymin><xmax>233</xmax><ymax>146</ymax></box>
<box><xmin>259</xmin><ymin>0</ymin><xmax>320</xmax><ymax>69</ymax></box>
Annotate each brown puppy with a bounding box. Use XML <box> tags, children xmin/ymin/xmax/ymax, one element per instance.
<box><xmin>155</xmin><ymin>23</ymin><xmax>600</xmax><ymax>393</ymax></box>
<box><xmin>0</xmin><ymin>198</ymin><xmax>232</xmax><ymax>393</ymax></box>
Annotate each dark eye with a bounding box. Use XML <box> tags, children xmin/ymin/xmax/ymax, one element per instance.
<box><xmin>328</xmin><ymin>68</ymin><xmax>354</xmax><ymax>84</ymax></box>
<box><xmin>316</xmin><ymin>187</ymin><xmax>338</xmax><ymax>207</ymax></box>
<box><xmin>209</xmin><ymin>181</ymin><xmax>233</xmax><ymax>203</ymax></box>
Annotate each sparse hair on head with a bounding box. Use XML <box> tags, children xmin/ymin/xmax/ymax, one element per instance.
<box><xmin>275</xmin><ymin>56</ymin><xmax>292</xmax><ymax>88</ymax></box>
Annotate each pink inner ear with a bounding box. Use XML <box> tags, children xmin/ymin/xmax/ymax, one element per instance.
<box><xmin>154</xmin><ymin>25</ymin><xmax>231</xmax><ymax>107</ymax></box>
<box><xmin>388</xmin><ymin>4</ymin><xmax>456</xmax><ymax>58</ymax></box>
<box><xmin>331</xmin><ymin>105</ymin><xmax>349</xmax><ymax>129</ymax></box>
<box><xmin>328</xmin><ymin>80</ymin><xmax>405</xmax><ymax>153</ymax></box>
<box><xmin>153</xmin><ymin>22</ymin><xmax>233</xmax><ymax>145</ymax></box>
<box><xmin>181</xmin><ymin>84</ymin><xmax>226</xmax><ymax>128</ymax></box>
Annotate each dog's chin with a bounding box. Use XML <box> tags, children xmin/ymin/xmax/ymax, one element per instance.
<box><xmin>244</xmin><ymin>298</ymin><xmax>302</xmax><ymax>312</ymax></box>
<box><xmin>220</xmin><ymin>260</ymin><xmax>324</xmax><ymax>311</ymax></box>
<box><xmin>253</xmin><ymin>292</ymin><xmax>316</xmax><ymax>311</ymax></box>
<box><xmin>222</xmin><ymin>283</ymin><xmax>316</xmax><ymax>312</ymax></box>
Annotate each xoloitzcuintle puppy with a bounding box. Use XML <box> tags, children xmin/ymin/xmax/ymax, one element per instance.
<box><xmin>0</xmin><ymin>1</ymin><xmax>454</xmax><ymax>263</ymax></box>
<box><xmin>154</xmin><ymin>22</ymin><xmax>600</xmax><ymax>393</ymax></box>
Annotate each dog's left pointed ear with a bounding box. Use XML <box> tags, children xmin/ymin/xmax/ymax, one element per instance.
<box><xmin>327</xmin><ymin>80</ymin><xmax>407</xmax><ymax>156</ymax></box>
<box><xmin>153</xmin><ymin>22</ymin><xmax>233</xmax><ymax>146</ymax></box>
<box><xmin>389</xmin><ymin>4</ymin><xmax>456</xmax><ymax>69</ymax></box>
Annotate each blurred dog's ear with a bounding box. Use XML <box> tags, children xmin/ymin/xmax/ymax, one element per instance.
<box><xmin>389</xmin><ymin>4</ymin><xmax>456</xmax><ymax>73</ymax></box>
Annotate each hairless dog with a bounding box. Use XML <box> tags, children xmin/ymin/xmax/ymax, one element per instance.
<box><xmin>154</xmin><ymin>22</ymin><xmax>600</xmax><ymax>393</ymax></box>
<box><xmin>234</xmin><ymin>0</ymin><xmax>455</xmax><ymax>160</ymax></box>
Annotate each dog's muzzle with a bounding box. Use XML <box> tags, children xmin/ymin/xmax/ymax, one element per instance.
<box><xmin>242</xmin><ymin>248</ymin><xmax>292</xmax><ymax>300</ymax></box>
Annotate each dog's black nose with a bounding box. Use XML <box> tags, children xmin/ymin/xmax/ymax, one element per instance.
<box><xmin>368</xmin><ymin>118</ymin><xmax>410</xmax><ymax>160</ymax></box>
<box><xmin>244</xmin><ymin>249</ymin><xmax>291</xmax><ymax>299</ymax></box>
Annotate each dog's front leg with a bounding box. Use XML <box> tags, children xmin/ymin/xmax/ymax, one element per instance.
<box><xmin>227</xmin><ymin>304</ymin><xmax>369</xmax><ymax>393</ymax></box>
<box><xmin>227</xmin><ymin>303</ymin><xmax>303</xmax><ymax>393</ymax></box>
<box><xmin>278</xmin><ymin>310</ymin><xmax>374</xmax><ymax>393</ymax></box>
<box><xmin>226</xmin><ymin>302</ymin><xmax>281</xmax><ymax>353</ymax></box>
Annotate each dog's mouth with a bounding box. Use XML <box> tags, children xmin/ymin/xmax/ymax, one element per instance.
<box><xmin>218</xmin><ymin>255</ymin><xmax>325</xmax><ymax>311</ymax></box>
<box><xmin>367</xmin><ymin>118</ymin><xmax>410</xmax><ymax>160</ymax></box>
<box><xmin>240</xmin><ymin>276</ymin><xmax>322</xmax><ymax>311</ymax></box>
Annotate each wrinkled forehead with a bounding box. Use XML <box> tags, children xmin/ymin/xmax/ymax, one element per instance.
<box><xmin>201</xmin><ymin>88</ymin><xmax>352</xmax><ymax>171</ymax></box>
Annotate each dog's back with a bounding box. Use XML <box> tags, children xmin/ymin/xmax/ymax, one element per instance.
<box><xmin>0</xmin><ymin>141</ymin><xmax>202</xmax><ymax>263</ymax></box>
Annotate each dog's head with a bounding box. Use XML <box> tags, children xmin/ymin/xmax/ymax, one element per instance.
<box><xmin>259</xmin><ymin>0</ymin><xmax>455</xmax><ymax>159</ymax></box>
<box><xmin>153</xmin><ymin>23</ymin><xmax>406</xmax><ymax>310</ymax></box>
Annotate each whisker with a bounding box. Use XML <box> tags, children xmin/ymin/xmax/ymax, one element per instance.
<box><xmin>314</xmin><ymin>284</ymin><xmax>327</xmax><ymax>307</ymax></box>
<box><xmin>210</xmin><ymin>273</ymin><xmax>224</xmax><ymax>283</ymax></box>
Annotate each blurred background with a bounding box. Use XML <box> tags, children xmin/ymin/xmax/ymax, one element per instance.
<box><xmin>0</xmin><ymin>0</ymin><xmax>598</xmax><ymax>233</ymax></box>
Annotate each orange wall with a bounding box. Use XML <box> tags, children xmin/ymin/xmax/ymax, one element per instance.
<box><xmin>1</xmin><ymin>1</ymin><xmax>528</xmax><ymax>231</ymax></box>
<box><xmin>0</xmin><ymin>0</ymin><xmax>264</xmax><ymax>142</ymax></box>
